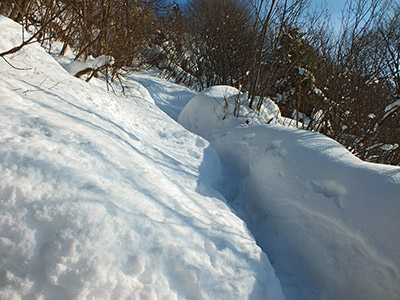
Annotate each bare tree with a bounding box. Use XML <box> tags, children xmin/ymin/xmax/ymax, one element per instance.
<box><xmin>0</xmin><ymin>1</ymin><xmax>73</xmax><ymax>58</ymax></box>
<box><xmin>311</xmin><ymin>0</ymin><xmax>400</xmax><ymax>165</ymax></box>
<box><xmin>183</xmin><ymin>0</ymin><xmax>257</xmax><ymax>88</ymax></box>
<box><xmin>246</xmin><ymin>0</ymin><xmax>310</xmax><ymax>110</ymax></box>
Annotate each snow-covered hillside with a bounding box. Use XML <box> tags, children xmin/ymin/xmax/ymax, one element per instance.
<box><xmin>0</xmin><ymin>16</ymin><xmax>283</xmax><ymax>299</ymax></box>
<box><xmin>178</xmin><ymin>88</ymin><xmax>400</xmax><ymax>300</ymax></box>
<box><xmin>1</xmin><ymin>15</ymin><xmax>400</xmax><ymax>300</ymax></box>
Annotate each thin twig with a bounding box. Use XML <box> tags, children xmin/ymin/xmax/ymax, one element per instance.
<box><xmin>2</xmin><ymin>56</ymin><xmax>31</xmax><ymax>71</ymax></box>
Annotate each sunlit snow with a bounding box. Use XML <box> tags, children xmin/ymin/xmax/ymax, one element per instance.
<box><xmin>1</xmin><ymin>15</ymin><xmax>400</xmax><ymax>300</ymax></box>
<box><xmin>0</xmin><ymin>16</ymin><xmax>283</xmax><ymax>300</ymax></box>
<box><xmin>179</xmin><ymin>86</ymin><xmax>400</xmax><ymax>300</ymax></box>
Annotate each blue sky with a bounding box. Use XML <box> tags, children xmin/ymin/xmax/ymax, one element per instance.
<box><xmin>173</xmin><ymin>0</ymin><xmax>348</xmax><ymax>17</ymax></box>
<box><xmin>173</xmin><ymin>0</ymin><xmax>349</xmax><ymax>31</ymax></box>
<box><xmin>321</xmin><ymin>0</ymin><xmax>347</xmax><ymax>19</ymax></box>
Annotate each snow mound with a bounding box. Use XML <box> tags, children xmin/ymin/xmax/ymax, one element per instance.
<box><xmin>0</xmin><ymin>16</ymin><xmax>284</xmax><ymax>299</ymax></box>
<box><xmin>63</xmin><ymin>55</ymin><xmax>114</xmax><ymax>76</ymax></box>
<box><xmin>200</xmin><ymin>85</ymin><xmax>241</xmax><ymax>99</ymax></box>
<box><xmin>179</xmin><ymin>86</ymin><xmax>400</xmax><ymax>300</ymax></box>
<box><xmin>178</xmin><ymin>85</ymin><xmax>243</xmax><ymax>137</ymax></box>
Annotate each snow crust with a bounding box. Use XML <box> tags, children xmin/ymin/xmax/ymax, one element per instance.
<box><xmin>179</xmin><ymin>86</ymin><xmax>400</xmax><ymax>300</ymax></box>
<box><xmin>0</xmin><ymin>16</ymin><xmax>284</xmax><ymax>299</ymax></box>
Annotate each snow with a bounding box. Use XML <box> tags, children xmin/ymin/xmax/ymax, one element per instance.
<box><xmin>175</xmin><ymin>86</ymin><xmax>242</xmax><ymax>138</ymax></box>
<box><xmin>179</xmin><ymin>86</ymin><xmax>400</xmax><ymax>300</ymax></box>
<box><xmin>63</xmin><ymin>55</ymin><xmax>114</xmax><ymax>76</ymax></box>
<box><xmin>0</xmin><ymin>16</ymin><xmax>284</xmax><ymax>299</ymax></box>
<box><xmin>1</xmin><ymin>15</ymin><xmax>400</xmax><ymax>300</ymax></box>
<box><xmin>385</xmin><ymin>99</ymin><xmax>400</xmax><ymax>113</ymax></box>
<box><xmin>384</xmin><ymin>99</ymin><xmax>400</xmax><ymax>119</ymax></box>
<box><xmin>128</xmin><ymin>71</ymin><xmax>196</xmax><ymax>121</ymax></box>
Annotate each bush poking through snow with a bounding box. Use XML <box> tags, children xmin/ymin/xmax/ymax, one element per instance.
<box><xmin>64</xmin><ymin>55</ymin><xmax>115</xmax><ymax>82</ymax></box>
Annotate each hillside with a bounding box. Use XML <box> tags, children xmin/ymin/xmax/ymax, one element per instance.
<box><xmin>0</xmin><ymin>16</ymin><xmax>283</xmax><ymax>299</ymax></box>
<box><xmin>1</xmin><ymin>16</ymin><xmax>400</xmax><ymax>300</ymax></box>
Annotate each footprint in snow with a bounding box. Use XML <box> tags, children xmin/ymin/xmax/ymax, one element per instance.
<box><xmin>188</xmin><ymin>149</ymin><xmax>201</xmax><ymax>159</ymax></box>
<box><xmin>195</xmin><ymin>137</ymin><xmax>206</xmax><ymax>148</ymax></box>
<box><xmin>312</xmin><ymin>179</ymin><xmax>346</xmax><ymax>211</ymax></box>
<box><xmin>18</xmin><ymin>117</ymin><xmax>52</xmax><ymax>138</ymax></box>
<box><xmin>265</xmin><ymin>140</ymin><xmax>288</xmax><ymax>157</ymax></box>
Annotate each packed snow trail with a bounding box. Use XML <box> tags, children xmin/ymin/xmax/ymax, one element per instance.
<box><xmin>177</xmin><ymin>87</ymin><xmax>400</xmax><ymax>299</ymax></box>
<box><xmin>129</xmin><ymin>71</ymin><xmax>196</xmax><ymax>121</ymax></box>
<box><xmin>2</xmin><ymin>15</ymin><xmax>400</xmax><ymax>300</ymax></box>
<box><xmin>0</xmin><ymin>16</ymin><xmax>284</xmax><ymax>299</ymax></box>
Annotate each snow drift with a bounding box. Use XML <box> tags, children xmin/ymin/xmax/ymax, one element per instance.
<box><xmin>0</xmin><ymin>16</ymin><xmax>284</xmax><ymax>299</ymax></box>
<box><xmin>179</xmin><ymin>86</ymin><xmax>400</xmax><ymax>300</ymax></box>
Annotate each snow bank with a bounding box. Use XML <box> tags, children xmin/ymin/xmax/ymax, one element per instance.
<box><xmin>177</xmin><ymin>86</ymin><xmax>242</xmax><ymax>137</ymax></box>
<box><xmin>130</xmin><ymin>71</ymin><xmax>199</xmax><ymax>121</ymax></box>
<box><xmin>179</xmin><ymin>86</ymin><xmax>400</xmax><ymax>300</ymax></box>
<box><xmin>63</xmin><ymin>55</ymin><xmax>114</xmax><ymax>76</ymax></box>
<box><xmin>0</xmin><ymin>16</ymin><xmax>284</xmax><ymax>299</ymax></box>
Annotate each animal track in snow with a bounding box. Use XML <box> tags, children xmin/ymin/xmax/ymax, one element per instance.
<box><xmin>312</xmin><ymin>179</ymin><xmax>346</xmax><ymax>210</ymax></box>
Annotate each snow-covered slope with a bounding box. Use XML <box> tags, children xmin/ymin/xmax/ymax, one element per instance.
<box><xmin>179</xmin><ymin>88</ymin><xmax>400</xmax><ymax>300</ymax></box>
<box><xmin>2</xmin><ymin>14</ymin><xmax>400</xmax><ymax>300</ymax></box>
<box><xmin>0</xmin><ymin>16</ymin><xmax>284</xmax><ymax>299</ymax></box>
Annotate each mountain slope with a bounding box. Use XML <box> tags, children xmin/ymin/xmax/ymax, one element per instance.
<box><xmin>178</xmin><ymin>87</ymin><xmax>400</xmax><ymax>300</ymax></box>
<box><xmin>0</xmin><ymin>16</ymin><xmax>284</xmax><ymax>300</ymax></box>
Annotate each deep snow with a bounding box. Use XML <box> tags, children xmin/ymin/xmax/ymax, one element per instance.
<box><xmin>1</xmin><ymin>14</ymin><xmax>400</xmax><ymax>300</ymax></box>
<box><xmin>178</xmin><ymin>87</ymin><xmax>400</xmax><ymax>300</ymax></box>
<box><xmin>0</xmin><ymin>16</ymin><xmax>283</xmax><ymax>299</ymax></box>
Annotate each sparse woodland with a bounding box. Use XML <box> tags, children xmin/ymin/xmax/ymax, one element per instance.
<box><xmin>1</xmin><ymin>0</ymin><xmax>399</xmax><ymax>165</ymax></box>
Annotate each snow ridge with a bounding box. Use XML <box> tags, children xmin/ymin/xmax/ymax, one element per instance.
<box><xmin>0</xmin><ymin>16</ymin><xmax>284</xmax><ymax>299</ymax></box>
<box><xmin>1</xmin><ymin>15</ymin><xmax>400</xmax><ymax>300</ymax></box>
<box><xmin>178</xmin><ymin>86</ymin><xmax>400</xmax><ymax>300</ymax></box>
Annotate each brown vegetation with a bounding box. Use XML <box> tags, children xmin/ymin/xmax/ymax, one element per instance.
<box><xmin>1</xmin><ymin>0</ymin><xmax>399</xmax><ymax>165</ymax></box>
